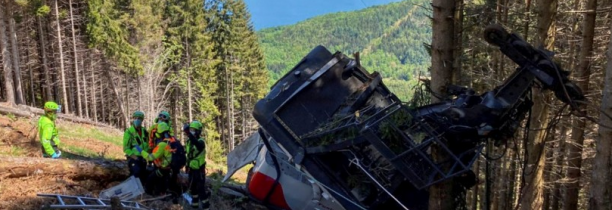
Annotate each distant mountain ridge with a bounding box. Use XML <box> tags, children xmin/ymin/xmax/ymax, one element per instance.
<box><xmin>257</xmin><ymin>0</ymin><xmax>431</xmax><ymax>100</ymax></box>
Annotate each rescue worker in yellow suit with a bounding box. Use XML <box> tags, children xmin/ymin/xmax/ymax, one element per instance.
<box><xmin>39</xmin><ymin>101</ymin><xmax>61</xmax><ymax>158</ymax></box>
<box><xmin>123</xmin><ymin>111</ymin><xmax>149</xmax><ymax>180</ymax></box>
<box><xmin>136</xmin><ymin>122</ymin><xmax>173</xmax><ymax>195</ymax></box>
<box><xmin>183</xmin><ymin>120</ymin><xmax>209</xmax><ymax>209</ymax></box>
<box><xmin>147</xmin><ymin>111</ymin><xmax>174</xmax><ymax>151</ymax></box>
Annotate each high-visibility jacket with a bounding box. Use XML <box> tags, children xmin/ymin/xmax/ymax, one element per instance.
<box><xmin>148</xmin><ymin>121</ymin><xmax>174</xmax><ymax>150</ymax></box>
<box><xmin>38</xmin><ymin>115</ymin><xmax>60</xmax><ymax>156</ymax></box>
<box><xmin>123</xmin><ymin>126</ymin><xmax>149</xmax><ymax>157</ymax></box>
<box><xmin>186</xmin><ymin>136</ymin><xmax>206</xmax><ymax>170</ymax></box>
<box><xmin>141</xmin><ymin>140</ymin><xmax>172</xmax><ymax>168</ymax></box>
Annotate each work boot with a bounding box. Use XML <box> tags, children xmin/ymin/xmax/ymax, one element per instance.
<box><xmin>190</xmin><ymin>195</ymin><xmax>200</xmax><ymax>209</ymax></box>
<box><xmin>200</xmin><ymin>198</ymin><xmax>210</xmax><ymax>210</ymax></box>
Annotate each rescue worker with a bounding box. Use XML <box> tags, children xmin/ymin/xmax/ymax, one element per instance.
<box><xmin>123</xmin><ymin>111</ymin><xmax>149</xmax><ymax>180</ymax></box>
<box><xmin>148</xmin><ymin>110</ymin><xmax>174</xmax><ymax>151</ymax></box>
<box><xmin>39</xmin><ymin>101</ymin><xmax>61</xmax><ymax>158</ymax></box>
<box><xmin>136</xmin><ymin>122</ymin><xmax>173</xmax><ymax>196</ymax></box>
<box><xmin>183</xmin><ymin>120</ymin><xmax>209</xmax><ymax>209</ymax></box>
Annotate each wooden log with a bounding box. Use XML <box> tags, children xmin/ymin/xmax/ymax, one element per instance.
<box><xmin>0</xmin><ymin>105</ymin><xmax>34</xmax><ymax>118</ymax></box>
<box><xmin>0</xmin><ymin>104</ymin><xmax>114</xmax><ymax>128</ymax></box>
<box><xmin>0</xmin><ymin>156</ymin><xmax>128</xmax><ymax>181</ymax></box>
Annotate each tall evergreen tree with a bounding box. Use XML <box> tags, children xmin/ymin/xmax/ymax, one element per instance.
<box><xmin>228</xmin><ymin>0</ymin><xmax>269</xmax><ymax>140</ymax></box>
<box><xmin>86</xmin><ymin>0</ymin><xmax>142</xmax><ymax>124</ymax></box>
<box><xmin>204</xmin><ymin>0</ymin><xmax>268</xmax><ymax>150</ymax></box>
<box><xmin>207</xmin><ymin>0</ymin><xmax>233</xmax><ymax>150</ymax></box>
<box><xmin>166</xmin><ymin>0</ymin><xmax>221</xmax><ymax>148</ymax></box>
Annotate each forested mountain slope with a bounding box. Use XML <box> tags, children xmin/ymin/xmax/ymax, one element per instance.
<box><xmin>258</xmin><ymin>0</ymin><xmax>431</xmax><ymax>100</ymax></box>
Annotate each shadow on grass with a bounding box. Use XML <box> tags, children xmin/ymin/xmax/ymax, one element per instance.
<box><xmin>59</xmin><ymin>150</ymin><xmax>99</xmax><ymax>161</ymax></box>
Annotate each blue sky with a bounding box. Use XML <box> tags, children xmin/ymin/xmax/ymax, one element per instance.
<box><xmin>244</xmin><ymin>0</ymin><xmax>402</xmax><ymax>30</ymax></box>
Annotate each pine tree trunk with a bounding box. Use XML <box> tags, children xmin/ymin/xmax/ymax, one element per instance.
<box><xmin>241</xmin><ymin>96</ymin><xmax>246</xmax><ymax>140</ymax></box>
<box><xmin>123</xmin><ymin>73</ymin><xmax>129</xmax><ymax>121</ymax></box>
<box><xmin>543</xmin><ymin>140</ymin><xmax>554</xmax><ymax>210</ymax></box>
<box><xmin>230</xmin><ymin>70</ymin><xmax>235</xmax><ymax>150</ymax></box>
<box><xmin>492</xmin><ymin>157</ymin><xmax>501</xmax><ymax>210</ymax></box>
<box><xmin>147</xmin><ymin>72</ymin><xmax>153</xmax><ymax>125</ymax></box>
<box><xmin>68</xmin><ymin>0</ymin><xmax>82</xmax><ymax>116</ymax></box>
<box><xmin>37</xmin><ymin>16</ymin><xmax>52</xmax><ymax>101</ymax></box>
<box><xmin>564</xmin><ymin>1</ymin><xmax>596</xmax><ymax>209</ymax></box>
<box><xmin>498</xmin><ymin>155</ymin><xmax>509</xmax><ymax>210</ymax></box>
<box><xmin>7</xmin><ymin>5</ymin><xmax>23</xmax><ymax>105</ymax></box>
<box><xmin>187</xmin><ymin>43</ymin><xmax>193</xmax><ymax>122</ymax></box>
<box><xmin>102</xmin><ymin>61</ymin><xmax>127</xmax><ymax>125</ymax></box>
<box><xmin>523</xmin><ymin>0</ymin><xmax>531</xmax><ymax>37</ymax></box>
<box><xmin>520</xmin><ymin>93</ymin><xmax>550</xmax><ymax>210</ymax></box>
<box><xmin>485</xmin><ymin>144</ymin><xmax>493</xmax><ymax>210</ymax></box>
<box><xmin>556</xmin><ymin>0</ymin><xmax>580</xmax><ymax>205</ymax></box>
<box><xmin>514</xmin><ymin>139</ymin><xmax>524</xmax><ymax>208</ymax></box>
<box><xmin>170</xmin><ymin>83</ymin><xmax>177</xmax><ymax>130</ymax></box>
<box><xmin>100</xmin><ymin>60</ymin><xmax>108</xmax><ymax>123</ymax></box>
<box><xmin>179</xmin><ymin>95</ymin><xmax>184</xmax><ymax>141</ymax></box>
<box><xmin>480</xmin><ymin>157</ymin><xmax>487</xmax><ymax>210</ymax></box>
<box><xmin>552</xmin><ymin>118</ymin><xmax>568</xmax><ymax>210</ymax></box>
<box><xmin>54</xmin><ymin>0</ymin><xmax>68</xmax><ymax>113</ymax></box>
<box><xmin>588</xmin><ymin>13</ymin><xmax>612</xmax><ymax>210</ymax></box>
<box><xmin>27</xmin><ymin>41</ymin><xmax>35</xmax><ymax>106</ymax></box>
<box><xmin>90</xmin><ymin>52</ymin><xmax>97</xmax><ymax>122</ymax></box>
<box><xmin>452</xmin><ymin>0</ymin><xmax>464</xmax><ymax>86</ymax></box>
<box><xmin>471</xmin><ymin>159</ymin><xmax>479</xmax><ymax>210</ymax></box>
<box><xmin>137</xmin><ymin>76</ymin><xmax>141</xmax><ymax>111</ymax></box>
<box><xmin>0</xmin><ymin>0</ymin><xmax>15</xmax><ymax>106</ymax></box>
<box><xmin>225</xmin><ymin>64</ymin><xmax>232</xmax><ymax>150</ymax></box>
<box><xmin>506</xmin><ymin>148</ymin><xmax>517</xmax><ymax>210</ymax></box>
<box><xmin>520</xmin><ymin>0</ymin><xmax>556</xmax><ymax>209</ymax></box>
<box><xmin>429</xmin><ymin>0</ymin><xmax>458</xmax><ymax>209</ymax></box>
<box><xmin>101</xmin><ymin>83</ymin><xmax>106</xmax><ymax>123</ymax></box>
<box><xmin>83</xmin><ymin>54</ymin><xmax>89</xmax><ymax>118</ymax></box>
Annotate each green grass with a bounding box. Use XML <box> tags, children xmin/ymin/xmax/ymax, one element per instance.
<box><xmin>0</xmin><ymin>146</ymin><xmax>26</xmax><ymax>156</ymax></box>
<box><xmin>63</xmin><ymin>145</ymin><xmax>98</xmax><ymax>157</ymax></box>
<box><xmin>63</xmin><ymin>144</ymin><xmax>118</xmax><ymax>160</ymax></box>
<box><xmin>57</xmin><ymin>125</ymin><xmax>122</xmax><ymax>146</ymax></box>
<box><xmin>6</xmin><ymin>113</ymin><xmax>16</xmax><ymax>121</ymax></box>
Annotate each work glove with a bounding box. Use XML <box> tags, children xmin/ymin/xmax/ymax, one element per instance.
<box><xmin>135</xmin><ymin>145</ymin><xmax>143</xmax><ymax>153</ymax></box>
<box><xmin>51</xmin><ymin>151</ymin><xmax>61</xmax><ymax>159</ymax></box>
<box><xmin>183</xmin><ymin>123</ymin><xmax>190</xmax><ymax>132</ymax></box>
<box><xmin>189</xmin><ymin>160</ymin><xmax>199</xmax><ymax>170</ymax></box>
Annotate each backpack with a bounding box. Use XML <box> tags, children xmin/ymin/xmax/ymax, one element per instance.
<box><xmin>167</xmin><ymin>137</ymin><xmax>186</xmax><ymax>170</ymax></box>
<box><xmin>148</xmin><ymin>125</ymin><xmax>158</xmax><ymax>149</ymax></box>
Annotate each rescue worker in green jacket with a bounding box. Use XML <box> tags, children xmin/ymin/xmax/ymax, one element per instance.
<box><xmin>183</xmin><ymin>120</ymin><xmax>209</xmax><ymax>209</ymax></box>
<box><xmin>147</xmin><ymin>110</ymin><xmax>174</xmax><ymax>151</ymax></box>
<box><xmin>123</xmin><ymin>111</ymin><xmax>149</xmax><ymax>180</ymax></box>
<box><xmin>38</xmin><ymin>101</ymin><xmax>61</xmax><ymax>158</ymax></box>
<box><xmin>136</xmin><ymin>122</ymin><xmax>173</xmax><ymax>195</ymax></box>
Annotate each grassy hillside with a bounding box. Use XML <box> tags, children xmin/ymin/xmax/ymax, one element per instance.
<box><xmin>0</xmin><ymin>113</ymin><xmax>250</xmax><ymax>209</ymax></box>
<box><xmin>0</xmin><ymin>114</ymin><xmax>237</xmax><ymax>175</ymax></box>
<box><xmin>258</xmin><ymin>0</ymin><xmax>431</xmax><ymax>100</ymax></box>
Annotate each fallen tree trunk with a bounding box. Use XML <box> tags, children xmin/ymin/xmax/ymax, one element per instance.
<box><xmin>0</xmin><ymin>105</ymin><xmax>33</xmax><ymax>118</ymax></box>
<box><xmin>0</xmin><ymin>157</ymin><xmax>128</xmax><ymax>181</ymax></box>
<box><xmin>0</xmin><ymin>104</ymin><xmax>114</xmax><ymax>128</ymax></box>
